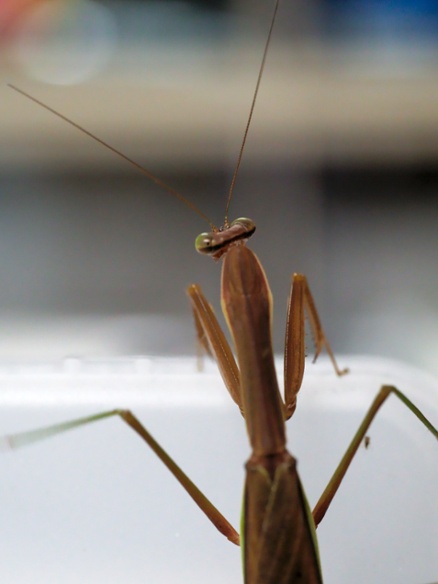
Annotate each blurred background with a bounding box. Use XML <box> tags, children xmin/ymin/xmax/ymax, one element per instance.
<box><xmin>0</xmin><ymin>0</ymin><xmax>438</xmax><ymax>374</ymax></box>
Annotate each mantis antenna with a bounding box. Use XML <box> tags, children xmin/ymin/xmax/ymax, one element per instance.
<box><xmin>9</xmin><ymin>0</ymin><xmax>281</xmax><ymax>233</ymax></box>
<box><xmin>223</xmin><ymin>0</ymin><xmax>281</xmax><ymax>227</ymax></box>
<box><xmin>8</xmin><ymin>83</ymin><xmax>217</xmax><ymax>231</ymax></box>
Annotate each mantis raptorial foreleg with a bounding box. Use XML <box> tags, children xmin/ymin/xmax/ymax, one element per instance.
<box><xmin>188</xmin><ymin>283</ymin><xmax>242</xmax><ymax>413</ymax></box>
<box><xmin>284</xmin><ymin>273</ymin><xmax>348</xmax><ymax>418</ymax></box>
<box><xmin>188</xmin><ymin>273</ymin><xmax>348</xmax><ymax>421</ymax></box>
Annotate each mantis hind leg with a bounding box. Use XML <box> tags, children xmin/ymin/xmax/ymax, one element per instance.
<box><xmin>312</xmin><ymin>385</ymin><xmax>438</xmax><ymax>527</ymax></box>
<box><xmin>2</xmin><ymin>408</ymin><xmax>240</xmax><ymax>545</ymax></box>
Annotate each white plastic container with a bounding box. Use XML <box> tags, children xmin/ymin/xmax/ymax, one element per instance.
<box><xmin>1</xmin><ymin>355</ymin><xmax>437</xmax><ymax>584</ymax></box>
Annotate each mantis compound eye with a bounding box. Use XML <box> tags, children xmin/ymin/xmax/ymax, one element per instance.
<box><xmin>195</xmin><ymin>233</ymin><xmax>215</xmax><ymax>254</ymax></box>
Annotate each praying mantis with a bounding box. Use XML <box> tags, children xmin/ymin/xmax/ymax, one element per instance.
<box><xmin>2</xmin><ymin>0</ymin><xmax>438</xmax><ymax>582</ymax></box>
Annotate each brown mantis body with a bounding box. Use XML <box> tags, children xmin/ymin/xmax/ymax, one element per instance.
<box><xmin>3</xmin><ymin>0</ymin><xmax>438</xmax><ymax>582</ymax></box>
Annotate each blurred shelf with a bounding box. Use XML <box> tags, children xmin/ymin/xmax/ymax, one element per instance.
<box><xmin>2</xmin><ymin>41</ymin><xmax>438</xmax><ymax>170</ymax></box>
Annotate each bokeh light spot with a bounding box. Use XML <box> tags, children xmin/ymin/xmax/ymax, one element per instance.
<box><xmin>11</xmin><ymin>0</ymin><xmax>118</xmax><ymax>85</ymax></box>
